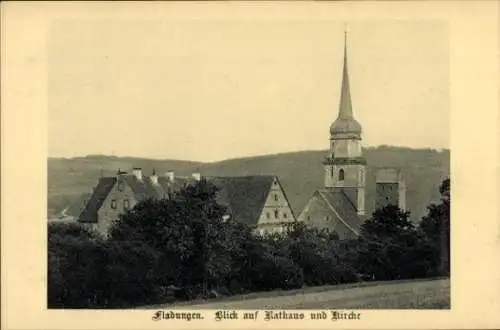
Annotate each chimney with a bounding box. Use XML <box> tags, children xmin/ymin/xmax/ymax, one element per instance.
<box><xmin>192</xmin><ymin>172</ymin><xmax>201</xmax><ymax>181</ymax></box>
<box><xmin>150</xmin><ymin>168</ymin><xmax>158</xmax><ymax>185</ymax></box>
<box><xmin>116</xmin><ymin>168</ymin><xmax>127</xmax><ymax>177</ymax></box>
<box><xmin>166</xmin><ymin>170</ymin><xmax>175</xmax><ymax>182</ymax></box>
<box><xmin>132</xmin><ymin>167</ymin><xmax>143</xmax><ymax>181</ymax></box>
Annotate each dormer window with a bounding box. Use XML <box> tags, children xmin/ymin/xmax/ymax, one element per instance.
<box><xmin>339</xmin><ymin>169</ymin><xmax>345</xmax><ymax>181</ymax></box>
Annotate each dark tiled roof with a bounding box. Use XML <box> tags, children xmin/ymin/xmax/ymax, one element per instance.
<box><xmin>318</xmin><ymin>188</ymin><xmax>364</xmax><ymax>235</ymax></box>
<box><xmin>66</xmin><ymin>192</ymin><xmax>92</xmax><ymax>216</ymax></box>
<box><xmin>78</xmin><ymin>177</ymin><xmax>117</xmax><ymax>223</ymax></box>
<box><xmin>79</xmin><ymin>173</ymin><xmax>280</xmax><ymax>227</ymax></box>
<box><xmin>122</xmin><ymin>175</ymin><xmax>161</xmax><ymax>201</ymax></box>
<box><xmin>209</xmin><ymin>176</ymin><xmax>275</xmax><ymax>226</ymax></box>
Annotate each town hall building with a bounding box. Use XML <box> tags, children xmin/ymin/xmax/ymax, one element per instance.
<box><xmin>297</xmin><ymin>32</ymin><xmax>406</xmax><ymax>239</ymax></box>
<box><xmin>78</xmin><ymin>169</ymin><xmax>296</xmax><ymax>237</ymax></box>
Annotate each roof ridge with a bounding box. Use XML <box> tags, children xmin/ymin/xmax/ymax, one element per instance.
<box><xmin>339</xmin><ymin>188</ymin><xmax>358</xmax><ymax>211</ymax></box>
<box><xmin>318</xmin><ymin>190</ymin><xmax>359</xmax><ymax>235</ymax></box>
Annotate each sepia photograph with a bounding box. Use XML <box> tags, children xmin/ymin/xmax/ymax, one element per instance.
<box><xmin>2</xmin><ymin>1</ymin><xmax>499</xmax><ymax>329</ymax></box>
<box><xmin>47</xmin><ymin>19</ymin><xmax>450</xmax><ymax>310</ymax></box>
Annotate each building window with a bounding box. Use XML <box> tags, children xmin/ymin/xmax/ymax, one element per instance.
<box><xmin>339</xmin><ymin>169</ymin><xmax>345</xmax><ymax>181</ymax></box>
<box><xmin>330</xmin><ymin>167</ymin><xmax>334</xmax><ymax>178</ymax></box>
<box><xmin>274</xmin><ymin>194</ymin><xmax>278</xmax><ymax>201</ymax></box>
<box><xmin>266</xmin><ymin>212</ymin><xmax>271</xmax><ymax>219</ymax></box>
<box><xmin>124</xmin><ymin>199</ymin><xmax>130</xmax><ymax>210</ymax></box>
<box><xmin>274</xmin><ymin>210</ymin><xmax>279</xmax><ymax>219</ymax></box>
<box><xmin>111</xmin><ymin>200</ymin><xmax>117</xmax><ymax>209</ymax></box>
<box><xmin>307</xmin><ymin>215</ymin><xmax>311</xmax><ymax>221</ymax></box>
<box><xmin>283</xmin><ymin>212</ymin><xmax>287</xmax><ymax>218</ymax></box>
<box><xmin>325</xmin><ymin>215</ymin><xmax>330</xmax><ymax>221</ymax></box>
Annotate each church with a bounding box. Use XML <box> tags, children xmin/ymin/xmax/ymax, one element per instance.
<box><xmin>297</xmin><ymin>32</ymin><xmax>406</xmax><ymax>239</ymax></box>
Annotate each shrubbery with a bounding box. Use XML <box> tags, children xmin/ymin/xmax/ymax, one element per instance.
<box><xmin>48</xmin><ymin>178</ymin><xmax>450</xmax><ymax>308</ymax></box>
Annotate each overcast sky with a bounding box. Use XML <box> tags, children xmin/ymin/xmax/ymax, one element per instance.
<box><xmin>48</xmin><ymin>20</ymin><xmax>449</xmax><ymax>162</ymax></box>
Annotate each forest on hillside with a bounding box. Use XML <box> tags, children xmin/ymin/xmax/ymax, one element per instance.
<box><xmin>47</xmin><ymin>146</ymin><xmax>450</xmax><ymax>222</ymax></box>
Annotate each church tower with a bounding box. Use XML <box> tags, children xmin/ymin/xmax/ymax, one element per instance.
<box><xmin>323</xmin><ymin>30</ymin><xmax>367</xmax><ymax>216</ymax></box>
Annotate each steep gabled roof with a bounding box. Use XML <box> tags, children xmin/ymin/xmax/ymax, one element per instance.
<box><xmin>209</xmin><ymin>176</ymin><xmax>276</xmax><ymax>226</ymax></box>
<box><xmin>66</xmin><ymin>192</ymin><xmax>92</xmax><ymax>217</ymax></box>
<box><xmin>78</xmin><ymin>173</ymin><xmax>286</xmax><ymax>227</ymax></box>
<box><xmin>318</xmin><ymin>188</ymin><xmax>364</xmax><ymax>235</ymax></box>
<box><xmin>78</xmin><ymin>177</ymin><xmax>117</xmax><ymax>223</ymax></box>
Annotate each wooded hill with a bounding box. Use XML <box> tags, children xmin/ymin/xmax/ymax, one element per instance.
<box><xmin>48</xmin><ymin>146</ymin><xmax>450</xmax><ymax>222</ymax></box>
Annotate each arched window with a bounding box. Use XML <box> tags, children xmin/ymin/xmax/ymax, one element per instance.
<box><xmin>266</xmin><ymin>212</ymin><xmax>271</xmax><ymax>219</ymax></box>
<box><xmin>330</xmin><ymin>167</ymin><xmax>334</xmax><ymax>178</ymax></box>
<box><xmin>339</xmin><ymin>169</ymin><xmax>345</xmax><ymax>181</ymax></box>
<box><xmin>274</xmin><ymin>194</ymin><xmax>278</xmax><ymax>201</ymax></box>
<box><xmin>274</xmin><ymin>210</ymin><xmax>279</xmax><ymax>219</ymax></box>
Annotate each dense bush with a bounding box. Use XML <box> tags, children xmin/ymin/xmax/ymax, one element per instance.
<box><xmin>48</xmin><ymin>222</ymin><xmax>164</xmax><ymax>308</ymax></box>
<box><xmin>48</xmin><ymin>178</ymin><xmax>451</xmax><ymax>308</ymax></box>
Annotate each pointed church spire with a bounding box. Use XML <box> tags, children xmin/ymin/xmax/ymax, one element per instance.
<box><xmin>329</xmin><ymin>26</ymin><xmax>362</xmax><ymax>139</ymax></box>
<box><xmin>338</xmin><ymin>26</ymin><xmax>353</xmax><ymax>119</ymax></box>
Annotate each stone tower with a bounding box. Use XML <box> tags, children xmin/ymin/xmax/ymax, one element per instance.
<box><xmin>375</xmin><ymin>168</ymin><xmax>406</xmax><ymax>210</ymax></box>
<box><xmin>323</xmin><ymin>30</ymin><xmax>367</xmax><ymax>216</ymax></box>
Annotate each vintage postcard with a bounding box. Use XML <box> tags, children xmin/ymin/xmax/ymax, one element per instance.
<box><xmin>1</xmin><ymin>1</ymin><xmax>499</xmax><ymax>329</ymax></box>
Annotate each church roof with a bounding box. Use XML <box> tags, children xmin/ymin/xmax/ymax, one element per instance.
<box><xmin>317</xmin><ymin>188</ymin><xmax>365</xmax><ymax>235</ymax></box>
<box><xmin>330</xmin><ymin>30</ymin><xmax>362</xmax><ymax>139</ymax></box>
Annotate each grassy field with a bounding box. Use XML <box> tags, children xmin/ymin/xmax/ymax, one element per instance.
<box><xmin>143</xmin><ymin>278</ymin><xmax>450</xmax><ymax>310</ymax></box>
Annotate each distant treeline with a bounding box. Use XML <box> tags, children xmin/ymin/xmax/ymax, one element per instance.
<box><xmin>48</xmin><ymin>178</ymin><xmax>450</xmax><ymax>309</ymax></box>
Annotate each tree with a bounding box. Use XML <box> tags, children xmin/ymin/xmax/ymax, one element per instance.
<box><xmin>47</xmin><ymin>223</ymin><xmax>108</xmax><ymax>308</ymax></box>
<box><xmin>100</xmin><ymin>240</ymin><xmax>162</xmax><ymax>307</ymax></box>
<box><xmin>357</xmin><ymin>204</ymin><xmax>432</xmax><ymax>280</ymax></box>
<box><xmin>419</xmin><ymin>178</ymin><xmax>450</xmax><ymax>276</ymax></box>
<box><xmin>107</xmin><ymin>178</ymin><xmax>241</xmax><ymax>297</ymax></box>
